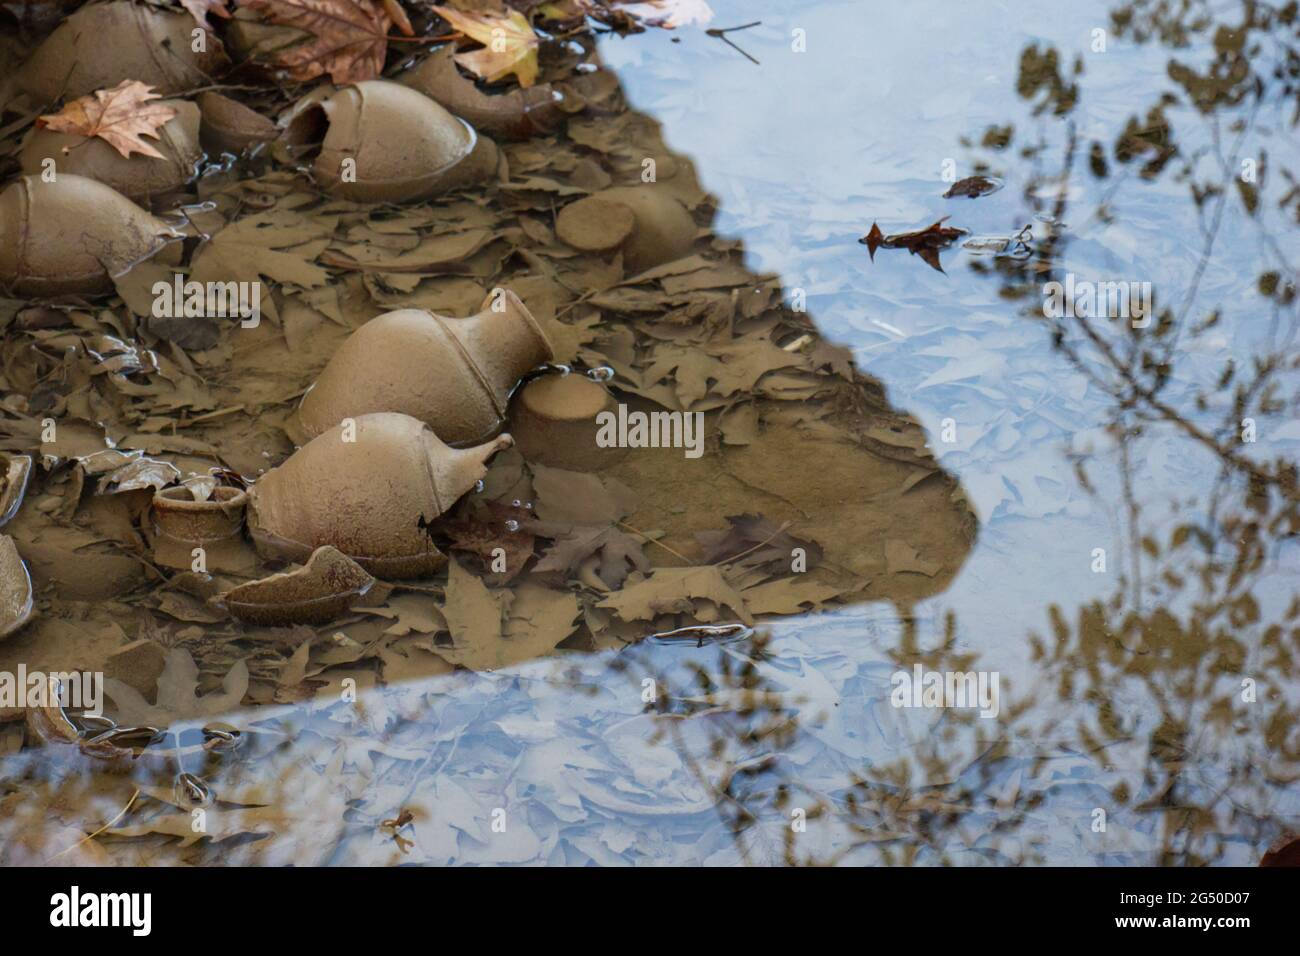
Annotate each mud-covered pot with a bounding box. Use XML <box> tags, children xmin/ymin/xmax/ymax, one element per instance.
<box><xmin>248</xmin><ymin>412</ymin><xmax>513</xmax><ymax>578</ymax></box>
<box><xmin>0</xmin><ymin>175</ymin><xmax>178</xmax><ymax>296</ymax></box>
<box><xmin>286</xmin><ymin>81</ymin><xmax>499</xmax><ymax>203</ymax></box>
<box><xmin>18</xmin><ymin>3</ymin><xmax>230</xmax><ymax>103</ymax></box>
<box><xmin>21</xmin><ymin>100</ymin><xmax>202</xmax><ymax>204</ymax></box>
<box><xmin>291</xmin><ymin>290</ymin><xmax>553</xmax><ymax>446</ymax></box>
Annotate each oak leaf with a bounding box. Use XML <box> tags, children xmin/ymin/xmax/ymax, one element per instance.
<box><xmin>859</xmin><ymin>217</ymin><xmax>967</xmax><ymax>273</ymax></box>
<box><xmin>239</xmin><ymin>0</ymin><xmax>414</xmax><ymax>85</ymax></box>
<box><xmin>37</xmin><ymin>81</ymin><xmax>177</xmax><ymax>160</ymax></box>
<box><xmin>432</xmin><ymin>5</ymin><xmax>539</xmax><ymax>87</ymax></box>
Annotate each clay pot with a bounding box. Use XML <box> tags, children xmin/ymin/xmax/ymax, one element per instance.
<box><xmin>248</xmin><ymin>413</ymin><xmax>513</xmax><ymax>578</ymax></box>
<box><xmin>592</xmin><ymin>186</ymin><xmax>696</xmax><ymax>273</ymax></box>
<box><xmin>197</xmin><ymin>92</ymin><xmax>278</xmax><ymax>156</ymax></box>
<box><xmin>292</xmin><ymin>289</ymin><xmax>553</xmax><ymax>446</ymax></box>
<box><xmin>150</xmin><ymin>485</ymin><xmax>253</xmax><ymax>573</ymax></box>
<box><xmin>285</xmin><ymin>81</ymin><xmax>499</xmax><ymax>203</ymax></box>
<box><xmin>218</xmin><ymin>546</ymin><xmax>375</xmax><ymax>626</ymax></box>
<box><xmin>21</xmin><ymin>100</ymin><xmax>202</xmax><ymax>204</ymax></box>
<box><xmin>400</xmin><ymin>46</ymin><xmax>565</xmax><ymax>140</ymax></box>
<box><xmin>510</xmin><ymin>373</ymin><xmax>627</xmax><ymax>472</ymax></box>
<box><xmin>0</xmin><ymin>175</ymin><xmax>178</xmax><ymax>296</ymax></box>
<box><xmin>18</xmin><ymin>3</ymin><xmax>230</xmax><ymax>103</ymax></box>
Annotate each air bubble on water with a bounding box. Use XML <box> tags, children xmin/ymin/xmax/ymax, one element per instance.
<box><xmin>474</xmin><ymin>479</ymin><xmax>486</xmax><ymax>493</ymax></box>
<box><xmin>587</xmin><ymin>366</ymin><xmax>615</xmax><ymax>382</ymax></box>
<box><xmin>505</xmin><ymin>519</ymin><xmax>520</xmax><ymax>532</ymax></box>
<box><xmin>511</xmin><ymin>499</ymin><xmax>522</xmax><ymax>507</ymax></box>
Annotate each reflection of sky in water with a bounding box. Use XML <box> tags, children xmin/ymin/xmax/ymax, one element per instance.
<box><xmin>8</xmin><ymin>1</ymin><xmax>1297</xmax><ymax>866</ymax></box>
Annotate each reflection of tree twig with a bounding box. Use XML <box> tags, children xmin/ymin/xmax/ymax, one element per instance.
<box><xmin>706</xmin><ymin>21</ymin><xmax>762</xmax><ymax>65</ymax></box>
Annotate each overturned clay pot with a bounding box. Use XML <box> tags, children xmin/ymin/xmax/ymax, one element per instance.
<box><xmin>21</xmin><ymin>100</ymin><xmax>202</xmax><ymax>204</ymax></box>
<box><xmin>285</xmin><ymin>81</ymin><xmax>499</xmax><ymax>203</ymax></box>
<box><xmin>591</xmin><ymin>186</ymin><xmax>696</xmax><ymax>274</ymax></box>
<box><xmin>400</xmin><ymin>46</ymin><xmax>565</xmax><ymax>140</ymax></box>
<box><xmin>18</xmin><ymin>2</ymin><xmax>230</xmax><ymax>103</ymax></box>
<box><xmin>292</xmin><ymin>289</ymin><xmax>553</xmax><ymax>446</ymax></box>
<box><xmin>248</xmin><ymin>412</ymin><xmax>513</xmax><ymax>578</ymax></box>
<box><xmin>510</xmin><ymin>373</ymin><xmax>627</xmax><ymax>472</ymax></box>
<box><xmin>197</xmin><ymin>92</ymin><xmax>279</xmax><ymax>156</ymax></box>
<box><xmin>0</xmin><ymin>175</ymin><xmax>178</xmax><ymax>296</ymax></box>
<box><xmin>218</xmin><ymin>546</ymin><xmax>375</xmax><ymax>627</ymax></box>
<box><xmin>150</xmin><ymin>484</ymin><xmax>254</xmax><ymax>573</ymax></box>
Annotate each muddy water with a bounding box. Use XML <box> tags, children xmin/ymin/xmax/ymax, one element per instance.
<box><xmin>1</xmin><ymin>0</ymin><xmax>1297</xmax><ymax>865</ymax></box>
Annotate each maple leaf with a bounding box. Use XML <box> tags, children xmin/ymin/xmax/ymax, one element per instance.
<box><xmin>181</xmin><ymin>0</ymin><xmax>232</xmax><ymax>31</ymax></box>
<box><xmin>37</xmin><ymin>81</ymin><xmax>177</xmax><ymax>160</ymax></box>
<box><xmin>858</xmin><ymin>217</ymin><xmax>967</xmax><ymax>273</ymax></box>
<box><xmin>239</xmin><ymin>0</ymin><xmax>413</xmax><ymax>85</ymax></box>
<box><xmin>432</xmin><ymin>5</ymin><xmax>540</xmax><ymax>87</ymax></box>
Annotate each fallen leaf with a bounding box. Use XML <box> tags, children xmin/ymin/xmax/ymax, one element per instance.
<box><xmin>104</xmin><ymin>649</ymin><xmax>249</xmax><ymax>727</ymax></box>
<box><xmin>240</xmin><ymin>0</ymin><xmax>411</xmax><ymax>85</ymax></box>
<box><xmin>432</xmin><ymin>5</ymin><xmax>540</xmax><ymax>87</ymax></box>
<box><xmin>943</xmin><ymin>175</ymin><xmax>1002</xmax><ymax>199</ymax></box>
<box><xmin>37</xmin><ymin>81</ymin><xmax>177</xmax><ymax>160</ymax></box>
<box><xmin>600</xmin><ymin>566</ymin><xmax>753</xmax><ymax>626</ymax></box>
<box><xmin>859</xmin><ymin>217</ymin><xmax>967</xmax><ymax>273</ymax></box>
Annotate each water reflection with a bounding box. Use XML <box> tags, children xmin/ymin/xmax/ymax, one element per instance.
<box><xmin>1</xmin><ymin>0</ymin><xmax>1297</xmax><ymax>866</ymax></box>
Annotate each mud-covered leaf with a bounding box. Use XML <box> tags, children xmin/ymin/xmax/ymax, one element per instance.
<box><xmin>104</xmin><ymin>649</ymin><xmax>248</xmax><ymax>726</ymax></box>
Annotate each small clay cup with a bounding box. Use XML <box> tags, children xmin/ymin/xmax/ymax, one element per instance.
<box><xmin>151</xmin><ymin>485</ymin><xmax>252</xmax><ymax>572</ymax></box>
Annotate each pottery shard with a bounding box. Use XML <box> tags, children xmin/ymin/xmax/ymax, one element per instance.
<box><xmin>220</xmin><ymin>546</ymin><xmax>375</xmax><ymax>627</ymax></box>
<box><xmin>104</xmin><ymin>639</ymin><xmax>167</xmax><ymax>700</ymax></box>
<box><xmin>21</xmin><ymin>100</ymin><xmax>202</xmax><ymax>203</ymax></box>
<box><xmin>0</xmin><ymin>536</ymin><xmax>34</xmax><ymax>642</ymax></box>
<box><xmin>18</xmin><ymin>3</ymin><xmax>230</xmax><ymax>103</ymax></box>
<box><xmin>556</xmin><ymin>196</ymin><xmax>635</xmax><ymax>253</ymax></box>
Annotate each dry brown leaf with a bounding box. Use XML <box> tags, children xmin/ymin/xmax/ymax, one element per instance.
<box><xmin>37</xmin><ymin>81</ymin><xmax>177</xmax><ymax>160</ymax></box>
<box><xmin>432</xmin><ymin>5</ymin><xmax>539</xmax><ymax>87</ymax></box>
<box><xmin>240</xmin><ymin>0</ymin><xmax>413</xmax><ymax>85</ymax></box>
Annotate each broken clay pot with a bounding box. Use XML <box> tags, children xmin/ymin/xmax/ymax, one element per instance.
<box><xmin>21</xmin><ymin>100</ymin><xmax>202</xmax><ymax>204</ymax></box>
<box><xmin>400</xmin><ymin>46</ymin><xmax>565</xmax><ymax>140</ymax></box>
<box><xmin>285</xmin><ymin>81</ymin><xmax>499</xmax><ymax>203</ymax></box>
<box><xmin>150</xmin><ymin>485</ymin><xmax>253</xmax><ymax>573</ymax></box>
<box><xmin>218</xmin><ymin>546</ymin><xmax>375</xmax><ymax>626</ymax></box>
<box><xmin>510</xmin><ymin>373</ymin><xmax>627</xmax><ymax>472</ymax></box>
<box><xmin>292</xmin><ymin>290</ymin><xmax>553</xmax><ymax>446</ymax></box>
<box><xmin>18</xmin><ymin>2</ymin><xmax>230</xmax><ymax>103</ymax></box>
<box><xmin>0</xmin><ymin>454</ymin><xmax>33</xmax><ymax>529</ymax></box>
<box><xmin>197</xmin><ymin>92</ymin><xmax>279</xmax><ymax>156</ymax></box>
<box><xmin>0</xmin><ymin>175</ymin><xmax>178</xmax><ymax>296</ymax></box>
<box><xmin>248</xmin><ymin>412</ymin><xmax>513</xmax><ymax>578</ymax></box>
<box><xmin>0</xmin><ymin>535</ymin><xmax>34</xmax><ymax>641</ymax></box>
<box><xmin>591</xmin><ymin>186</ymin><xmax>696</xmax><ymax>274</ymax></box>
